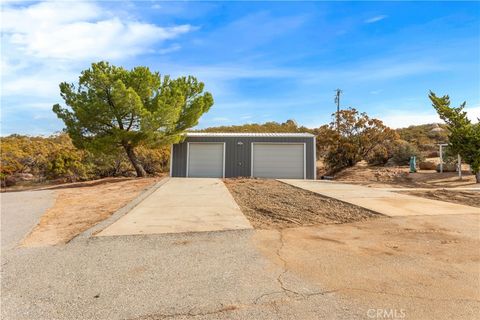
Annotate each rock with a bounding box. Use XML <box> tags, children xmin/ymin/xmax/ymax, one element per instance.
<box><xmin>14</xmin><ymin>173</ymin><xmax>35</xmax><ymax>181</ymax></box>
<box><xmin>385</xmin><ymin>158</ymin><xmax>397</xmax><ymax>167</ymax></box>
<box><xmin>436</xmin><ymin>163</ymin><xmax>457</xmax><ymax>172</ymax></box>
<box><xmin>419</xmin><ymin>161</ymin><xmax>436</xmax><ymax>170</ymax></box>
<box><xmin>4</xmin><ymin>176</ymin><xmax>16</xmax><ymax>187</ymax></box>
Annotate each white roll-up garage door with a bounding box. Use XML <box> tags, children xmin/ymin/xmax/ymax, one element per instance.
<box><xmin>252</xmin><ymin>143</ymin><xmax>305</xmax><ymax>179</ymax></box>
<box><xmin>187</xmin><ymin>143</ymin><xmax>224</xmax><ymax>178</ymax></box>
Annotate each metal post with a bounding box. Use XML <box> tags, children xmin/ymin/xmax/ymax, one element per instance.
<box><xmin>439</xmin><ymin>145</ymin><xmax>443</xmax><ymax>173</ymax></box>
<box><xmin>458</xmin><ymin>154</ymin><xmax>462</xmax><ymax>179</ymax></box>
<box><xmin>334</xmin><ymin>89</ymin><xmax>342</xmax><ymax>133</ymax></box>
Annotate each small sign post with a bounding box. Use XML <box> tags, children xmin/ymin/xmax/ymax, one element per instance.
<box><xmin>458</xmin><ymin>154</ymin><xmax>462</xmax><ymax>179</ymax></box>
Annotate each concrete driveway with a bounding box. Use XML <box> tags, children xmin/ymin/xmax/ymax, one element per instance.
<box><xmin>97</xmin><ymin>178</ymin><xmax>252</xmax><ymax>236</ymax></box>
<box><xmin>281</xmin><ymin>180</ymin><xmax>480</xmax><ymax>216</ymax></box>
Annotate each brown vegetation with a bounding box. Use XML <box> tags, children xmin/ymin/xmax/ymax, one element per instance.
<box><xmin>0</xmin><ymin>134</ymin><xmax>169</xmax><ymax>189</ymax></box>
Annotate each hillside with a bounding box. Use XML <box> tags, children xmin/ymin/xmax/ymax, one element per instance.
<box><xmin>396</xmin><ymin>123</ymin><xmax>449</xmax><ymax>152</ymax></box>
<box><xmin>198</xmin><ymin>120</ymin><xmax>315</xmax><ymax>134</ymax></box>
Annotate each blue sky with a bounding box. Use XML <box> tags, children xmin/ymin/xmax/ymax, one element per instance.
<box><xmin>1</xmin><ymin>1</ymin><xmax>479</xmax><ymax>135</ymax></box>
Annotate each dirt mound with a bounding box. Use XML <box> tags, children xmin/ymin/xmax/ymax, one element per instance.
<box><xmin>332</xmin><ymin>161</ymin><xmax>478</xmax><ymax>188</ymax></box>
<box><xmin>224</xmin><ymin>178</ymin><xmax>380</xmax><ymax>229</ymax></box>
<box><xmin>334</xmin><ymin>161</ymin><xmax>410</xmax><ymax>184</ymax></box>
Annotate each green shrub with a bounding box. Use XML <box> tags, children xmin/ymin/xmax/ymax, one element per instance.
<box><xmin>390</xmin><ymin>141</ymin><xmax>424</xmax><ymax>165</ymax></box>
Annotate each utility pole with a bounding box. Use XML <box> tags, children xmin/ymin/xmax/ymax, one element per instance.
<box><xmin>334</xmin><ymin>89</ymin><xmax>342</xmax><ymax>132</ymax></box>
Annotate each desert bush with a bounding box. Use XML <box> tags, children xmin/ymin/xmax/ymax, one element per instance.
<box><xmin>366</xmin><ymin>145</ymin><xmax>390</xmax><ymax>165</ymax></box>
<box><xmin>0</xmin><ymin>134</ymin><xmax>170</xmax><ymax>184</ymax></box>
<box><xmin>136</xmin><ymin>146</ymin><xmax>170</xmax><ymax>174</ymax></box>
<box><xmin>426</xmin><ymin>150</ymin><xmax>439</xmax><ymax>157</ymax></box>
<box><xmin>0</xmin><ymin>134</ymin><xmax>88</xmax><ymax>182</ymax></box>
<box><xmin>390</xmin><ymin>141</ymin><xmax>424</xmax><ymax>165</ymax></box>
<box><xmin>317</xmin><ymin>108</ymin><xmax>399</xmax><ymax>173</ymax></box>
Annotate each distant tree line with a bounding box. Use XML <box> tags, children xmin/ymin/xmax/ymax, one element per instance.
<box><xmin>199</xmin><ymin>119</ymin><xmax>314</xmax><ymax>134</ymax></box>
<box><xmin>0</xmin><ymin>134</ymin><xmax>170</xmax><ymax>187</ymax></box>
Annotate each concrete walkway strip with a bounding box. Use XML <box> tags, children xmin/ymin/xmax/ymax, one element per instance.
<box><xmin>380</xmin><ymin>187</ymin><xmax>479</xmax><ymax>191</ymax></box>
<box><xmin>280</xmin><ymin>180</ymin><xmax>480</xmax><ymax>217</ymax></box>
<box><xmin>97</xmin><ymin>178</ymin><xmax>253</xmax><ymax>236</ymax></box>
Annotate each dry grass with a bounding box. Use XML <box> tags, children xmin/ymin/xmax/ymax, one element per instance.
<box><xmin>22</xmin><ymin>177</ymin><xmax>160</xmax><ymax>247</ymax></box>
<box><xmin>224</xmin><ymin>178</ymin><xmax>380</xmax><ymax>229</ymax></box>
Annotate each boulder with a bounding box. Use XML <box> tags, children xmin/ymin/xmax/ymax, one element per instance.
<box><xmin>436</xmin><ymin>163</ymin><xmax>457</xmax><ymax>172</ymax></box>
<box><xmin>3</xmin><ymin>176</ymin><xmax>17</xmax><ymax>187</ymax></box>
<box><xmin>419</xmin><ymin>161</ymin><xmax>436</xmax><ymax>170</ymax></box>
<box><xmin>14</xmin><ymin>173</ymin><xmax>35</xmax><ymax>181</ymax></box>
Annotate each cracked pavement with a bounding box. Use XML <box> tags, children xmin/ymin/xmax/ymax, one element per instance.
<box><xmin>2</xmin><ymin>190</ymin><xmax>479</xmax><ymax>319</ymax></box>
<box><xmin>2</xmin><ymin>190</ymin><xmax>362</xmax><ymax>320</ymax></box>
<box><xmin>254</xmin><ymin>213</ymin><xmax>480</xmax><ymax>320</ymax></box>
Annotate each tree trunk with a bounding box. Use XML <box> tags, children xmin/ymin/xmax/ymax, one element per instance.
<box><xmin>476</xmin><ymin>172</ymin><xmax>480</xmax><ymax>184</ymax></box>
<box><xmin>123</xmin><ymin>145</ymin><xmax>147</xmax><ymax>177</ymax></box>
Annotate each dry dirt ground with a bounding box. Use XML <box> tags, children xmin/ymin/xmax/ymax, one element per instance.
<box><xmin>21</xmin><ymin>177</ymin><xmax>159</xmax><ymax>247</ymax></box>
<box><xmin>253</xmin><ymin>213</ymin><xmax>480</xmax><ymax>319</ymax></box>
<box><xmin>323</xmin><ymin>161</ymin><xmax>478</xmax><ymax>188</ymax></box>
<box><xmin>224</xmin><ymin>178</ymin><xmax>381</xmax><ymax>229</ymax></box>
<box><xmin>398</xmin><ymin>189</ymin><xmax>480</xmax><ymax>208</ymax></box>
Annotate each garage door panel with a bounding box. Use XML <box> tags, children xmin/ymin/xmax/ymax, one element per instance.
<box><xmin>188</xmin><ymin>143</ymin><xmax>223</xmax><ymax>178</ymax></box>
<box><xmin>253</xmin><ymin>144</ymin><xmax>304</xmax><ymax>179</ymax></box>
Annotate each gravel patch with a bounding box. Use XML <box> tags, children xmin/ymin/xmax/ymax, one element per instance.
<box><xmin>224</xmin><ymin>178</ymin><xmax>381</xmax><ymax>229</ymax></box>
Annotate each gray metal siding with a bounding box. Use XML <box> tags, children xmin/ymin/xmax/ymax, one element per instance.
<box><xmin>171</xmin><ymin>136</ymin><xmax>315</xmax><ymax>179</ymax></box>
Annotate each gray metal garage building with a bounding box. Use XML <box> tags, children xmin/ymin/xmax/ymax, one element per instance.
<box><xmin>170</xmin><ymin>132</ymin><xmax>316</xmax><ymax>179</ymax></box>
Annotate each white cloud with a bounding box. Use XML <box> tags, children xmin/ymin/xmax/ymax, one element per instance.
<box><xmin>157</xmin><ymin>44</ymin><xmax>182</xmax><ymax>55</ymax></box>
<box><xmin>211</xmin><ymin>117</ymin><xmax>230</xmax><ymax>122</ymax></box>
<box><xmin>379</xmin><ymin>106</ymin><xmax>480</xmax><ymax>129</ymax></box>
<box><xmin>2</xmin><ymin>68</ymin><xmax>77</xmax><ymax>97</ymax></box>
<box><xmin>381</xmin><ymin>111</ymin><xmax>440</xmax><ymax>128</ymax></box>
<box><xmin>1</xmin><ymin>1</ymin><xmax>196</xmax><ymax>131</ymax></box>
<box><xmin>466</xmin><ymin>106</ymin><xmax>480</xmax><ymax>121</ymax></box>
<box><xmin>2</xmin><ymin>2</ymin><xmax>193</xmax><ymax>60</ymax></box>
<box><xmin>364</xmin><ymin>15</ymin><xmax>388</xmax><ymax>24</ymax></box>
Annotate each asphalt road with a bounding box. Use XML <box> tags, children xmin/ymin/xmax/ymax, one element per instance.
<box><xmin>1</xmin><ymin>190</ymin><xmax>55</xmax><ymax>250</ymax></box>
<box><xmin>3</xmin><ymin>188</ymin><xmax>478</xmax><ymax>320</ymax></box>
<box><xmin>1</xmin><ymin>190</ymin><xmax>361</xmax><ymax>320</ymax></box>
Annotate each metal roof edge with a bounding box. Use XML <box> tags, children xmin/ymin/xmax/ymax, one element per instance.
<box><xmin>184</xmin><ymin>132</ymin><xmax>315</xmax><ymax>137</ymax></box>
